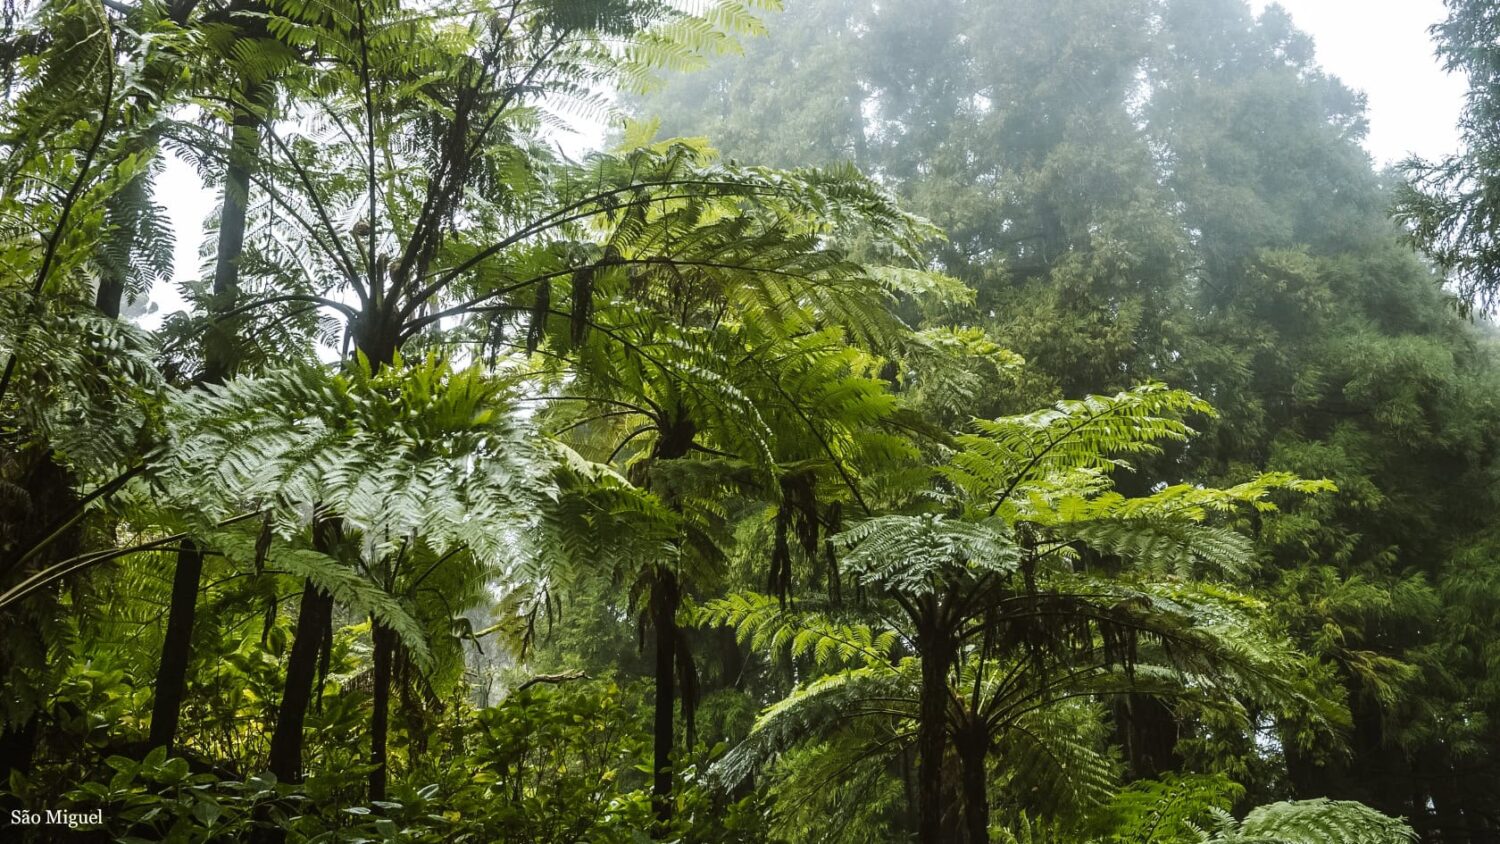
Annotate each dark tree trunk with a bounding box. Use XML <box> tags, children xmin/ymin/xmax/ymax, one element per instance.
<box><xmin>95</xmin><ymin>274</ymin><xmax>124</xmax><ymax>319</ymax></box>
<box><xmin>201</xmin><ymin>80</ymin><xmax>260</xmax><ymax>385</ymax></box>
<box><xmin>1114</xmin><ymin>693</ymin><xmax>1180</xmax><ymax>780</ymax></box>
<box><xmin>958</xmin><ymin>727</ymin><xmax>990</xmax><ymax>844</ymax></box>
<box><xmin>917</xmin><ymin>624</ymin><xmax>953</xmax><ymax>844</ymax></box>
<box><xmin>147</xmin><ymin>540</ymin><xmax>205</xmax><ymax>752</ymax></box>
<box><xmin>266</xmin><ymin>578</ymin><xmax>333</xmax><ymax>784</ymax></box>
<box><xmin>250</xmin><ymin>579</ymin><xmax>331</xmax><ymax>844</ymax></box>
<box><xmin>94</xmin><ymin>160</ymin><xmax>151</xmax><ymax>319</ymax></box>
<box><xmin>642</xmin><ymin>416</ymin><xmax>695</xmax><ymax>836</ymax></box>
<box><xmin>651</xmin><ymin>567</ymin><xmax>679</xmax><ymax>832</ymax></box>
<box><xmin>147</xmin><ymin>75</ymin><xmax>266</xmax><ymax>757</ymax></box>
<box><xmin>717</xmin><ymin>626</ymin><xmax>744</xmax><ymax>689</ymax></box>
<box><xmin>369</xmin><ymin>620</ymin><xmax>395</xmax><ymax>803</ymax></box>
<box><xmin>0</xmin><ymin>715</ymin><xmax>38</xmax><ymax>780</ymax></box>
<box><xmin>1282</xmin><ymin>726</ymin><xmax>1336</xmax><ymax>799</ymax></box>
<box><xmin>901</xmin><ymin>745</ymin><xmax>919</xmax><ymax>836</ymax></box>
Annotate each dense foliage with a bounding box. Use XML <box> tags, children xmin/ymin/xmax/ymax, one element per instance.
<box><xmin>642</xmin><ymin>0</ymin><xmax>1500</xmax><ymax>840</ymax></box>
<box><xmin>0</xmin><ymin>0</ymin><xmax>1492</xmax><ymax>841</ymax></box>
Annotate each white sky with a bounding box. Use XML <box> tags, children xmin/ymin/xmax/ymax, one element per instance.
<box><xmin>1252</xmin><ymin>0</ymin><xmax>1465</xmax><ymax>166</ymax></box>
<box><xmin>150</xmin><ymin>1</ymin><xmax>1470</xmax><ymax>317</ymax></box>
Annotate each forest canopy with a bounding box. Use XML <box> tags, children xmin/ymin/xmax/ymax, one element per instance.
<box><xmin>0</xmin><ymin>0</ymin><xmax>1497</xmax><ymax>842</ymax></box>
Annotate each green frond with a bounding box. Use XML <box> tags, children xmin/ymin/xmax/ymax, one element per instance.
<box><xmin>210</xmin><ymin>528</ymin><xmax>433</xmax><ymax>670</ymax></box>
<box><xmin>944</xmin><ymin>385</ymin><xmax>1214</xmax><ymax>515</ymax></box>
<box><xmin>992</xmin><ymin>701</ymin><xmax>1120</xmax><ymax>824</ymax></box>
<box><xmin>713</xmin><ymin>662</ymin><xmax>916</xmax><ymax>789</ymax></box>
<box><xmin>837</xmin><ymin>513</ymin><xmax>1020</xmax><ymax>595</ymax></box>
<box><xmin>694</xmin><ymin>591</ymin><xmax>903</xmax><ymax>669</ymax></box>
<box><xmin>1091</xmin><ymin>773</ymin><xmax>1243</xmax><ymax>844</ymax></box>
<box><xmin>1202</xmin><ymin>799</ymin><xmax>1417</xmax><ymax>844</ymax></box>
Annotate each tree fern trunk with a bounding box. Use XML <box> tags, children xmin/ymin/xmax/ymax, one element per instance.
<box><xmin>369</xmin><ymin>620</ymin><xmax>394</xmax><ymax>803</ymax></box>
<box><xmin>958</xmin><ymin>727</ymin><xmax>990</xmax><ymax>844</ymax></box>
<box><xmin>148</xmin><ymin>73</ymin><xmax>267</xmax><ymax>756</ymax></box>
<box><xmin>651</xmin><ymin>567</ymin><xmax>679</xmax><ymax>833</ymax></box>
<box><xmin>642</xmin><ymin>416</ymin><xmax>695</xmax><ymax>836</ymax></box>
<box><xmin>250</xmin><ymin>578</ymin><xmax>331</xmax><ymax>844</ymax></box>
<box><xmin>202</xmin><ymin>79</ymin><xmax>261</xmax><ymax>384</ymax></box>
<box><xmin>1114</xmin><ymin>693</ymin><xmax>1180</xmax><ymax>780</ymax></box>
<box><xmin>94</xmin><ymin>276</ymin><xmax>124</xmax><ymax>319</ymax></box>
<box><xmin>265</xmin><ymin>517</ymin><xmax>342</xmax><ymax>807</ymax></box>
<box><xmin>267</xmin><ymin>579</ymin><xmax>333</xmax><ymax>784</ymax></box>
<box><xmin>917</xmin><ymin>626</ymin><xmax>952</xmax><ymax>844</ymax></box>
<box><xmin>147</xmin><ymin>540</ymin><xmax>204</xmax><ymax>751</ymax></box>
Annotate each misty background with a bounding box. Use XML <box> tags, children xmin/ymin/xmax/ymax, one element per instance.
<box><xmin>145</xmin><ymin>0</ymin><xmax>1465</xmax><ymax>325</ymax></box>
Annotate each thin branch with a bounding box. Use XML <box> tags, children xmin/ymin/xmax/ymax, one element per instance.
<box><xmin>262</xmin><ymin>126</ymin><xmax>368</xmax><ymax>304</ymax></box>
<box><xmin>747</xmin><ymin>354</ymin><xmax>873</xmax><ymax>516</ymax></box>
<box><xmin>405</xmin><ymin>255</ymin><xmax>826</xmax><ymax>334</ymax></box>
<box><xmin>607</xmin><ymin>425</ymin><xmax>658</xmax><ymax>464</ymax></box>
<box><xmin>515</xmin><ymin>670</ymin><xmax>588</xmax><ymax>692</ymax></box>
<box><xmin>353</xmin><ymin>0</ymin><xmax>380</xmax><ymax>306</ymax></box>
<box><xmin>551</xmin><ymin>410</ymin><xmax>642</xmax><ymax>437</ymax></box>
<box><xmin>0</xmin><ymin>511</ymin><xmax>263</xmax><ymax>610</ymax></box>
<box><xmin>399</xmin><ymin>181</ymin><xmax>792</xmax><ymax>319</ymax></box>
<box><xmin>404</xmin><ymin>547</ymin><xmax>463</xmax><ymax>594</ymax></box>
<box><xmin>5</xmin><ymin>460</ymin><xmax>152</xmax><ymax>576</ymax></box>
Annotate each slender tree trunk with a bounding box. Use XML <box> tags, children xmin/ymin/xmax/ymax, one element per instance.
<box><xmin>849</xmin><ymin>83</ymin><xmax>869</xmax><ymax>172</ymax></box>
<box><xmin>267</xmin><ymin>579</ymin><xmax>333</xmax><ymax>783</ymax></box>
<box><xmin>641</xmin><ymin>418</ymin><xmax>695</xmax><ymax>835</ymax></box>
<box><xmin>94</xmin><ymin>157</ymin><xmax>154</xmax><ymax>319</ymax></box>
<box><xmin>917</xmin><ymin>625</ymin><xmax>953</xmax><ymax>844</ymax></box>
<box><xmin>203</xmin><ymin>78</ymin><xmax>262</xmax><ymax>384</ymax></box>
<box><xmin>717</xmin><ymin>626</ymin><xmax>744</xmax><ymax>689</ymax></box>
<box><xmin>94</xmin><ymin>270</ymin><xmax>124</xmax><ymax>319</ymax></box>
<box><xmin>651</xmin><ymin>567</ymin><xmax>679</xmax><ymax>832</ymax></box>
<box><xmin>958</xmin><ymin>727</ymin><xmax>990</xmax><ymax>844</ymax></box>
<box><xmin>250</xmin><ymin>578</ymin><xmax>332</xmax><ymax>844</ymax></box>
<box><xmin>369</xmin><ymin>620</ymin><xmax>394</xmax><ymax>803</ymax></box>
<box><xmin>147</xmin><ymin>540</ymin><xmax>204</xmax><ymax>751</ymax></box>
<box><xmin>900</xmin><ymin>745</ymin><xmax>919</xmax><ymax>835</ymax></box>
<box><xmin>147</xmin><ymin>75</ymin><xmax>266</xmax><ymax>756</ymax></box>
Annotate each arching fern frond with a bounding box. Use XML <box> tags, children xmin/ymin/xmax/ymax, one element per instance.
<box><xmin>1197</xmin><ymin>798</ymin><xmax>1417</xmax><ymax>844</ymax></box>
<box><xmin>837</xmin><ymin>513</ymin><xmax>1020</xmax><ymax>595</ymax></box>
<box><xmin>694</xmin><ymin>591</ymin><xmax>904</xmax><ymax>670</ymax></box>
<box><xmin>943</xmin><ymin>384</ymin><xmax>1213</xmax><ymax>517</ymax></box>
